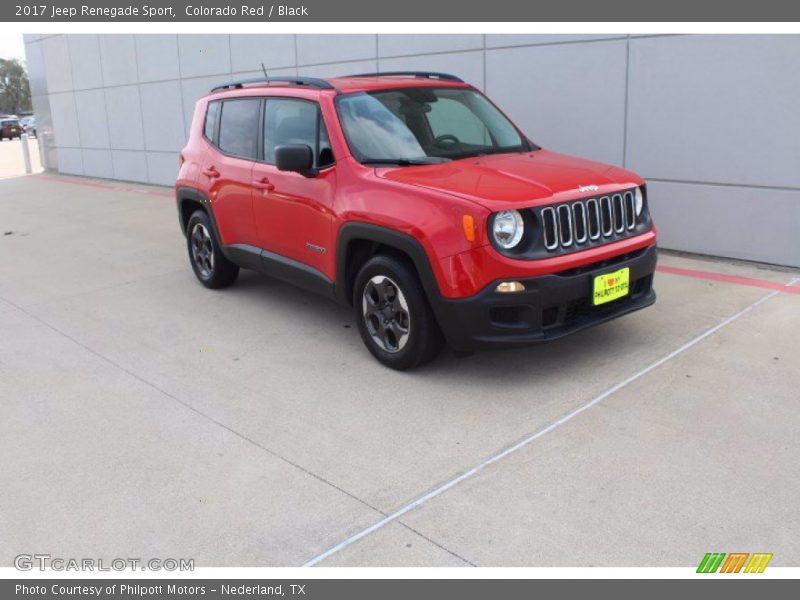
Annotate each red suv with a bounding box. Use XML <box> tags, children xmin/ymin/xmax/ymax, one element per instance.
<box><xmin>176</xmin><ymin>72</ymin><xmax>657</xmax><ymax>369</ymax></box>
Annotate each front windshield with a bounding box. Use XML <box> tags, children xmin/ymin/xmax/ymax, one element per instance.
<box><xmin>336</xmin><ymin>87</ymin><xmax>527</xmax><ymax>163</ymax></box>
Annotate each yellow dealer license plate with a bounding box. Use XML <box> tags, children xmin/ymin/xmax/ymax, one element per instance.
<box><xmin>592</xmin><ymin>267</ymin><xmax>630</xmax><ymax>306</ymax></box>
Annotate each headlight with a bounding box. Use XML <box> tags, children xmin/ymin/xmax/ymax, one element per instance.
<box><xmin>492</xmin><ymin>210</ymin><xmax>524</xmax><ymax>249</ymax></box>
<box><xmin>634</xmin><ymin>187</ymin><xmax>644</xmax><ymax>216</ymax></box>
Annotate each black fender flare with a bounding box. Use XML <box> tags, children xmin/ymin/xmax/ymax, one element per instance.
<box><xmin>334</xmin><ymin>222</ymin><xmax>444</xmax><ymax>306</ymax></box>
<box><xmin>175</xmin><ymin>186</ymin><xmax>218</xmax><ymax>238</ymax></box>
<box><xmin>334</xmin><ymin>222</ymin><xmax>469</xmax><ymax>349</ymax></box>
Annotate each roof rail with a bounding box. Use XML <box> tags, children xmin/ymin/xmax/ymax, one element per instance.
<box><xmin>346</xmin><ymin>71</ymin><xmax>464</xmax><ymax>83</ymax></box>
<box><xmin>210</xmin><ymin>76</ymin><xmax>335</xmax><ymax>93</ymax></box>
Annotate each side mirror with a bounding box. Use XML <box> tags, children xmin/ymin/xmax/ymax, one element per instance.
<box><xmin>275</xmin><ymin>144</ymin><xmax>315</xmax><ymax>176</ymax></box>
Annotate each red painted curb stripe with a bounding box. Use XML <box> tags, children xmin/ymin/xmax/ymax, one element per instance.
<box><xmin>656</xmin><ymin>264</ymin><xmax>800</xmax><ymax>295</ymax></box>
<box><xmin>30</xmin><ymin>173</ymin><xmax>173</xmax><ymax>198</ymax></box>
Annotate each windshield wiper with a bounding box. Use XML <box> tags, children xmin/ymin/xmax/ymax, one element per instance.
<box><xmin>361</xmin><ymin>157</ymin><xmax>451</xmax><ymax>166</ymax></box>
<box><xmin>448</xmin><ymin>147</ymin><xmax>530</xmax><ymax>160</ymax></box>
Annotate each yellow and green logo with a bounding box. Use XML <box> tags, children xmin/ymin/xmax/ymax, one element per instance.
<box><xmin>697</xmin><ymin>552</ymin><xmax>773</xmax><ymax>573</ymax></box>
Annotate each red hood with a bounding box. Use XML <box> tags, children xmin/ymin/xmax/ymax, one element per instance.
<box><xmin>377</xmin><ymin>149</ymin><xmax>642</xmax><ymax>211</ymax></box>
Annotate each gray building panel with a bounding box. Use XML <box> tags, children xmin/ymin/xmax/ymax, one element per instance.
<box><xmin>24</xmin><ymin>40</ymin><xmax>47</xmax><ymax>97</ymax></box>
<box><xmin>146</xmin><ymin>151</ymin><xmax>180</xmax><ymax>186</ymax></box>
<box><xmin>135</xmin><ymin>35</ymin><xmax>181</xmax><ymax>83</ymax></box>
<box><xmin>68</xmin><ymin>35</ymin><xmax>104</xmax><ymax>90</ymax></box>
<box><xmin>111</xmin><ymin>149</ymin><xmax>148</xmax><ymax>183</ymax></box>
<box><xmin>486</xmin><ymin>40</ymin><xmax>628</xmax><ymax>166</ymax></box>
<box><xmin>485</xmin><ymin>34</ymin><xmax>623</xmax><ymax>48</ymax></box>
<box><xmin>23</xmin><ymin>33</ymin><xmax>800</xmax><ymax>267</ymax></box>
<box><xmin>378</xmin><ymin>34</ymin><xmax>484</xmax><ymax>57</ymax></box>
<box><xmin>57</xmin><ymin>148</ymin><xmax>84</xmax><ymax>175</ymax></box>
<box><xmin>177</xmin><ymin>35</ymin><xmax>232</xmax><ymax>79</ymax></box>
<box><xmin>139</xmin><ymin>80</ymin><xmax>186</xmax><ymax>153</ymax></box>
<box><xmin>41</xmin><ymin>35</ymin><xmax>74</xmax><ymax>93</ymax></box>
<box><xmin>104</xmin><ymin>85</ymin><xmax>146</xmax><ymax>150</ymax></box>
<box><xmin>297</xmin><ymin>60</ymin><xmax>377</xmax><ymax>79</ymax></box>
<box><xmin>74</xmin><ymin>89</ymin><xmax>110</xmax><ymax>149</ymax></box>
<box><xmin>626</xmin><ymin>35</ymin><xmax>800</xmax><ymax>189</ymax></box>
<box><xmin>98</xmin><ymin>35</ymin><xmax>138</xmax><ymax>87</ymax></box>
<box><xmin>81</xmin><ymin>148</ymin><xmax>113</xmax><ymax>179</ymax></box>
<box><xmin>296</xmin><ymin>34</ymin><xmax>377</xmax><ymax>65</ymax></box>
<box><xmin>230</xmin><ymin>34</ymin><xmax>297</xmax><ymax>72</ymax></box>
<box><xmin>48</xmin><ymin>91</ymin><xmax>81</xmax><ymax>147</ymax></box>
<box><xmin>648</xmin><ymin>181</ymin><xmax>800</xmax><ymax>266</ymax></box>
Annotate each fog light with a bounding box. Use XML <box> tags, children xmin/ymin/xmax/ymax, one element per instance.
<box><xmin>495</xmin><ymin>281</ymin><xmax>525</xmax><ymax>293</ymax></box>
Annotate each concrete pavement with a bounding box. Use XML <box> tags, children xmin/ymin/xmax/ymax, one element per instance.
<box><xmin>0</xmin><ymin>174</ymin><xmax>798</xmax><ymax>567</ymax></box>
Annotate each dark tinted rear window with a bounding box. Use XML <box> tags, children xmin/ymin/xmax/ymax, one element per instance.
<box><xmin>204</xmin><ymin>101</ymin><xmax>220</xmax><ymax>141</ymax></box>
<box><xmin>218</xmin><ymin>99</ymin><xmax>260</xmax><ymax>159</ymax></box>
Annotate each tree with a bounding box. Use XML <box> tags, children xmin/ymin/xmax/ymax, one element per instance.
<box><xmin>0</xmin><ymin>58</ymin><xmax>32</xmax><ymax>116</ymax></box>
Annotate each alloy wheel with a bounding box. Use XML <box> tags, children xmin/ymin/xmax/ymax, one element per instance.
<box><xmin>190</xmin><ymin>222</ymin><xmax>214</xmax><ymax>278</ymax></box>
<box><xmin>362</xmin><ymin>275</ymin><xmax>411</xmax><ymax>353</ymax></box>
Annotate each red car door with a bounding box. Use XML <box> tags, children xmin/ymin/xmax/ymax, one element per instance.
<box><xmin>201</xmin><ymin>98</ymin><xmax>261</xmax><ymax>247</ymax></box>
<box><xmin>252</xmin><ymin>97</ymin><xmax>337</xmax><ymax>279</ymax></box>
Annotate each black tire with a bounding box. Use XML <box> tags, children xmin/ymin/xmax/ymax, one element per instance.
<box><xmin>353</xmin><ymin>254</ymin><xmax>443</xmax><ymax>370</ymax></box>
<box><xmin>186</xmin><ymin>209</ymin><xmax>239</xmax><ymax>289</ymax></box>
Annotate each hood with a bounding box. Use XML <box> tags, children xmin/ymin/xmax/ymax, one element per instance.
<box><xmin>377</xmin><ymin>149</ymin><xmax>642</xmax><ymax>210</ymax></box>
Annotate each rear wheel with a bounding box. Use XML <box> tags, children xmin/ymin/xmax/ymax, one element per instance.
<box><xmin>354</xmin><ymin>254</ymin><xmax>442</xmax><ymax>370</ymax></box>
<box><xmin>186</xmin><ymin>210</ymin><xmax>239</xmax><ymax>289</ymax></box>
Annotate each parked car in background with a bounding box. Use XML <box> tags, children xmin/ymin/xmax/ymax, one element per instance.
<box><xmin>176</xmin><ymin>72</ymin><xmax>657</xmax><ymax>369</ymax></box>
<box><xmin>21</xmin><ymin>116</ymin><xmax>37</xmax><ymax>137</ymax></box>
<box><xmin>0</xmin><ymin>117</ymin><xmax>23</xmax><ymax>140</ymax></box>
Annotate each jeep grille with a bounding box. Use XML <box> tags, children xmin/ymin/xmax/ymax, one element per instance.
<box><xmin>541</xmin><ymin>191</ymin><xmax>638</xmax><ymax>252</ymax></box>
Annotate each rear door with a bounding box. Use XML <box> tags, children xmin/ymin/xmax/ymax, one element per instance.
<box><xmin>252</xmin><ymin>97</ymin><xmax>337</xmax><ymax>278</ymax></box>
<box><xmin>199</xmin><ymin>98</ymin><xmax>261</xmax><ymax>247</ymax></box>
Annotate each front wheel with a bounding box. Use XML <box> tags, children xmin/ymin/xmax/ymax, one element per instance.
<box><xmin>354</xmin><ymin>254</ymin><xmax>443</xmax><ymax>370</ymax></box>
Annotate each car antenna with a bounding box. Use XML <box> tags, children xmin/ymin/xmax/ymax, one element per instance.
<box><xmin>261</xmin><ymin>63</ymin><xmax>269</xmax><ymax>78</ymax></box>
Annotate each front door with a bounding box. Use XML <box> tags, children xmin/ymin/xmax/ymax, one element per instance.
<box><xmin>252</xmin><ymin>97</ymin><xmax>337</xmax><ymax>279</ymax></box>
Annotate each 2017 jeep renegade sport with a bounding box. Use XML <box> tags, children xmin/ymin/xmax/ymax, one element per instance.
<box><xmin>176</xmin><ymin>72</ymin><xmax>657</xmax><ymax>370</ymax></box>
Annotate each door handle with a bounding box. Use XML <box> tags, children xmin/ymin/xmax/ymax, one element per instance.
<box><xmin>253</xmin><ymin>177</ymin><xmax>275</xmax><ymax>191</ymax></box>
<box><xmin>202</xmin><ymin>166</ymin><xmax>220</xmax><ymax>178</ymax></box>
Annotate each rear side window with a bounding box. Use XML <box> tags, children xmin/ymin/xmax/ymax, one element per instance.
<box><xmin>204</xmin><ymin>101</ymin><xmax>220</xmax><ymax>141</ymax></box>
<box><xmin>263</xmin><ymin>98</ymin><xmax>334</xmax><ymax>168</ymax></box>
<box><xmin>218</xmin><ymin>99</ymin><xmax>260</xmax><ymax>159</ymax></box>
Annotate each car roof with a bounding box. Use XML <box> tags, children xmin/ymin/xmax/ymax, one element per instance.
<box><xmin>206</xmin><ymin>74</ymin><xmax>471</xmax><ymax>98</ymax></box>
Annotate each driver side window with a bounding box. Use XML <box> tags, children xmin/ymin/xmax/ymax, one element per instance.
<box><xmin>263</xmin><ymin>98</ymin><xmax>335</xmax><ymax>168</ymax></box>
<box><xmin>426</xmin><ymin>98</ymin><xmax>491</xmax><ymax>146</ymax></box>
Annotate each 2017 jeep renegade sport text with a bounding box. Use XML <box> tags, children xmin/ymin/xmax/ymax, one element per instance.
<box><xmin>176</xmin><ymin>72</ymin><xmax>657</xmax><ymax>370</ymax></box>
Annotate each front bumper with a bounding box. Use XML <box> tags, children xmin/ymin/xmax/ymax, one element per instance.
<box><xmin>433</xmin><ymin>243</ymin><xmax>657</xmax><ymax>352</ymax></box>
